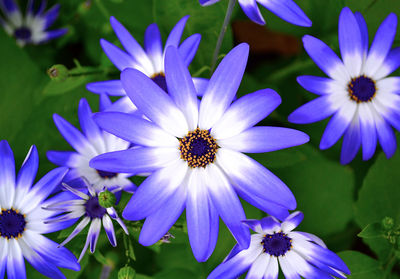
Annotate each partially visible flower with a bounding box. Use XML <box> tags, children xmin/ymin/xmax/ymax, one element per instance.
<box><xmin>90</xmin><ymin>44</ymin><xmax>309</xmax><ymax>262</ymax></box>
<box><xmin>289</xmin><ymin>8</ymin><xmax>400</xmax><ymax>164</ymax></box>
<box><xmin>47</xmin><ymin>96</ymin><xmax>136</xmax><ymax>192</ymax></box>
<box><xmin>208</xmin><ymin>212</ymin><xmax>350</xmax><ymax>279</ymax></box>
<box><xmin>199</xmin><ymin>0</ymin><xmax>311</xmax><ymax>27</ymax></box>
<box><xmin>0</xmin><ymin>140</ymin><xmax>80</xmax><ymax>278</ymax></box>
<box><xmin>44</xmin><ymin>182</ymin><xmax>129</xmax><ymax>262</ymax></box>
<box><xmin>0</xmin><ymin>0</ymin><xmax>67</xmax><ymax>46</ymax></box>
<box><xmin>86</xmin><ymin>15</ymin><xmax>207</xmax><ymax>113</ymax></box>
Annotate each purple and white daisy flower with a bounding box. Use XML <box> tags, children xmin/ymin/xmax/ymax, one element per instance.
<box><xmin>289</xmin><ymin>7</ymin><xmax>400</xmax><ymax>164</ymax></box>
<box><xmin>47</xmin><ymin>96</ymin><xmax>135</xmax><ymax>192</ymax></box>
<box><xmin>0</xmin><ymin>0</ymin><xmax>67</xmax><ymax>46</ymax></box>
<box><xmin>86</xmin><ymin>15</ymin><xmax>206</xmax><ymax>113</ymax></box>
<box><xmin>89</xmin><ymin>43</ymin><xmax>309</xmax><ymax>262</ymax></box>
<box><xmin>208</xmin><ymin>212</ymin><xmax>350</xmax><ymax>279</ymax></box>
<box><xmin>0</xmin><ymin>140</ymin><xmax>80</xmax><ymax>279</ymax></box>
<box><xmin>199</xmin><ymin>0</ymin><xmax>311</xmax><ymax>27</ymax></box>
<box><xmin>44</xmin><ymin>182</ymin><xmax>129</xmax><ymax>262</ymax></box>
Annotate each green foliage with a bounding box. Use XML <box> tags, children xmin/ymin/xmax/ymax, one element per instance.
<box><xmin>338</xmin><ymin>251</ymin><xmax>383</xmax><ymax>279</ymax></box>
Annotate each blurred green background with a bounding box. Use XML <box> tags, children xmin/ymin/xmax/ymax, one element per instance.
<box><xmin>1</xmin><ymin>0</ymin><xmax>400</xmax><ymax>278</ymax></box>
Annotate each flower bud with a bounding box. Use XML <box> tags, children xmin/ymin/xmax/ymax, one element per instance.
<box><xmin>98</xmin><ymin>190</ymin><xmax>116</xmax><ymax>208</ymax></box>
<box><xmin>47</xmin><ymin>64</ymin><xmax>68</xmax><ymax>81</ymax></box>
<box><xmin>382</xmin><ymin>216</ymin><xmax>394</xmax><ymax>231</ymax></box>
<box><xmin>118</xmin><ymin>266</ymin><xmax>136</xmax><ymax>279</ymax></box>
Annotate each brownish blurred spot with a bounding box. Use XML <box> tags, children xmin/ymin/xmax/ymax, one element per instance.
<box><xmin>232</xmin><ymin>20</ymin><xmax>301</xmax><ymax>57</ymax></box>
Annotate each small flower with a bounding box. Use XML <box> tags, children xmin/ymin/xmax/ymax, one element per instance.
<box><xmin>47</xmin><ymin>96</ymin><xmax>136</xmax><ymax>192</ymax></box>
<box><xmin>86</xmin><ymin>15</ymin><xmax>207</xmax><ymax>113</ymax></box>
<box><xmin>44</xmin><ymin>182</ymin><xmax>129</xmax><ymax>262</ymax></box>
<box><xmin>90</xmin><ymin>43</ymin><xmax>309</xmax><ymax>262</ymax></box>
<box><xmin>0</xmin><ymin>0</ymin><xmax>67</xmax><ymax>46</ymax></box>
<box><xmin>0</xmin><ymin>140</ymin><xmax>80</xmax><ymax>278</ymax></box>
<box><xmin>208</xmin><ymin>212</ymin><xmax>350</xmax><ymax>279</ymax></box>
<box><xmin>199</xmin><ymin>0</ymin><xmax>311</xmax><ymax>27</ymax></box>
<box><xmin>288</xmin><ymin>7</ymin><xmax>400</xmax><ymax>164</ymax></box>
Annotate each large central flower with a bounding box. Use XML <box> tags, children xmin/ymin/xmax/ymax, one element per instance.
<box><xmin>90</xmin><ymin>43</ymin><xmax>309</xmax><ymax>262</ymax></box>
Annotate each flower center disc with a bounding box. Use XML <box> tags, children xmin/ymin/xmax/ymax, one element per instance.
<box><xmin>151</xmin><ymin>72</ymin><xmax>168</xmax><ymax>93</ymax></box>
<box><xmin>262</xmin><ymin>232</ymin><xmax>292</xmax><ymax>257</ymax></box>
<box><xmin>14</xmin><ymin>27</ymin><xmax>32</xmax><ymax>40</ymax></box>
<box><xmin>85</xmin><ymin>197</ymin><xmax>107</xmax><ymax>218</ymax></box>
<box><xmin>97</xmin><ymin>170</ymin><xmax>118</xmax><ymax>179</ymax></box>
<box><xmin>348</xmin><ymin>76</ymin><xmax>376</xmax><ymax>103</ymax></box>
<box><xmin>179</xmin><ymin>128</ymin><xmax>218</xmax><ymax>168</ymax></box>
<box><xmin>0</xmin><ymin>209</ymin><xmax>26</xmax><ymax>239</ymax></box>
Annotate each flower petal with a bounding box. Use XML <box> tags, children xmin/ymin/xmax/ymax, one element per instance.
<box><xmin>15</xmin><ymin>145</ymin><xmax>38</xmax><ymax>205</ymax></box>
<box><xmin>354</xmin><ymin>12</ymin><xmax>369</xmax><ymax>60</ymax></box>
<box><xmin>100</xmin><ymin>39</ymin><xmax>139</xmax><ymax>72</ymax></box>
<box><xmin>0</xmin><ymin>140</ymin><xmax>15</xmax><ymax>209</ymax></box>
<box><xmin>238</xmin><ymin>0</ymin><xmax>265</xmax><ymax>25</ymax></box>
<box><xmin>103</xmin><ymin>215</ymin><xmax>117</xmax><ymax>247</ymax></box>
<box><xmin>358</xmin><ymin>103</ymin><xmax>377</xmax><ymax>160</ymax></box>
<box><xmin>86</xmin><ymin>80</ymin><xmax>126</xmax><ymax>96</ymax></box>
<box><xmin>165</xmin><ymin>16</ymin><xmax>189</xmax><ymax>50</ymax></box>
<box><xmin>281</xmin><ymin>211</ymin><xmax>303</xmax><ymax>233</ymax></box>
<box><xmin>297</xmin><ymin>75</ymin><xmax>342</xmax><ymax>95</ymax></box>
<box><xmin>340</xmin><ymin>116</ymin><xmax>361</xmax><ymax>164</ymax></box>
<box><xmin>144</xmin><ymin>23</ymin><xmax>163</xmax><ymax>73</ymax></box>
<box><xmin>199</xmin><ymin>43</ymin><xmax>249</xmax><ymax>130</ymax></box>
<box><xmin>178</xmin><ymin>34</ymin><xmax>201</xmax><ymax>66</ymax></box>
<box><xmin>6</xmin><ymin>239</ymin><xmax>26</xmax><ymax>279</ymax></box>
<box><xmin>246</xmin><ymin>253</ymin><xmax>269</xmax><ymax>278</ymax></box>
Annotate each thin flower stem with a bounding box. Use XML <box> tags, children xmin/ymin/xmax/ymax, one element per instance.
<box><xmin>383</xmin><ymin>249</ymin><xmax>397</xmax><ymax>279</ymax></box>
<box><xmin>210</xmin><ymin>0</ymin><xmax>236</xmax><ymax>74</ymax></box>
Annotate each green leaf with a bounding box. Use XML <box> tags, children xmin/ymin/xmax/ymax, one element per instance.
<box><xmin>358</xmin><ymin>223</ymin><xmax>384</xmax><ymax>239</ymax></box>
<box><xmin>338</xmin><ymin>251</ymin><xmax>383</xmax><ymax>279</ymax></box>
<box><xmin>153</xmin><ymin>268</ymin><xmax>197</xmax><ymax>279</ymax></box>
<box><xmin>271</xmin><ymin>144</ymin><xmax>355</xmax><ymax>236</ymax></box>
<box><xmin>355</xmin><ymin>145</ymin><xmax>400</xmax><ymax>260</ymax></box>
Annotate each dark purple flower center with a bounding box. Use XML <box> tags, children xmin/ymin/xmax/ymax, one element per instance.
<box><xmin>0</xmin><ymin>209</ymin><xmax>26</xmax><ymax>239</ymax></box>
<box><xmin>97</xmin><ymin>170</ymin><xmax>118</xmax><ymax>179</ymax></box>
<box><xmin>151</xmin><ymin>72</ymin><xmax>168</xmax><ymax>93</ymax></box>
<box><xmin>14</xmin><ymin>27</ymin><xmax>32</xmax><ymax>40</ymax></box>
<box><xmin>85</xmin><ymin>197</ymin><xmax>107</xmax><ymax>218</ymax></box>
<box><xmin>348</xmin><ymin>76</ymin><xmax>376</xmax><ymax>103</ymax></box>
<box><xmin>262</xmin><ymin>232</ymin><xmax>292</xmax><ymax>257</ymax></box>
<box><xmin>179</xmin><ymin>128</ymin><xmax>218</xmax><ymax>168</ymax></box>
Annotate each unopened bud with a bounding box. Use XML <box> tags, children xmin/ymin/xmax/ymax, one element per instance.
<box><xmin>118</xmin><ymin>266</ymin><xmax>136</xmax><ymax>279</ymax></box>
<box><xmin>98</xmin><ymin>190</ymin><xmax>116</xmax><ymax>208</ymax></box>
<box><xmin>47</xmin><ymin>64</ymin><xmax>68</xmax><ymax>81</ymax></box>
<box><xmin>382</xmin><ymin>216</ymin><xmax>394</xmax><ymax>231</ymax></box>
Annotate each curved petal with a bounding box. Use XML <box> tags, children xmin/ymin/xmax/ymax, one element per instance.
<box><xmin>375</xmin><ymin>111</ymin><xmax>397</xmax><ymax>158</ymax></box>
<box><xmin>212</xmin><ymin>89</ymin><xmax>281</xmax><ymax>139</ymax></box>
<box><xmin>109</xmin><ymin>16</ymin><xmax>154</xmax><ymax>73</ymax></box>
<box><xmin>340</xmin><ymin>116</ymin><xmax>361</xmax><ymax>164</ymax></box>
<box><xmin>139</xmin><ymin>185</ymin><xmax>186</xmax><ymax>246</ymax></box>
<box><xmin>257</xmin><ymin>0</ymin><xmax>312</xmax><ymax>27</ymax></box>
<box><xmin>199</xmin><ymin>43</ymin><xmax>249</xmax><ymax>130</ymax></box>
<box><xmin>238</xmin><ymin>0</ymin><xmax>265</xmax><ymax>25</ymax></box>
<box><xmin>217</xmin><ymin>148</ymin><xmax>296</xmax><ymax>209</ymax></box>
<box><xmin>206</xmin><ymin>164</ymin><xmax>250</xmax><ymax>249</ymax></box>
<box><xmin>90</xmin><ymin>147</ymin><xmax>179</xmax><ymax>174</ymax></box>
<box><xmin>165</xmin><ymin>46</ymin><xmax>199</xmax><ymax>130</ymax></box>
<box><xmin>374</xmin><ymin>47</ymin><xmax>400</xmax><ymax>80</ymax></box>
<box><xmin>121</xmin><ymin>68</ymin><xmax>188</xmax><ymax>137</ymax></box>
<box><xmin>6</xmin><ymin>239</ymin><xmax>26</xmax><ymax>279</ymax></box>
<box><xmin>102</xmin><ymin>215</ymin><xmax>117</xmax><ymax>247</ymax></box>
<box><xmin>178</xmin><ymin>34</ymin><xmax>201</xmax><ymax>66</ymax></box>
<box><xmin>302</xmin><ymin>35</ymin><xmax>349</xmax><ymax>82</ymax></box>
<box><xmin>281</xmin><ymin>211</ymin><xmax>303</xmax><ymax>233</ymax></box>
<box><xmin>16</xmin><ymin>145</ymin><xmax>38</xmax><ymax>199</ymax></box>
<box><xmin>46</xmin><ymin>151</ymin><xmax>81</xmax><ymax>168</ymax></box>
<box><xmin>199</xmin><ymin>0</ymin><xmax>220</xmax><ymax>6</ymax></box>
<box><xmin>100</xmin><ymin>39</ymin><xmax>139</xmax><ymax>72</ymax></box>
<box><xmin>165</xmin><ymin>16</ymin><xmax>189</xmax><ymax>50</ymax></box>
<box><xmin>99</xmin><ymin>93</ymin><xmax>112</xmax><ymax>111</ymax></box>
<box><xmin>264</xmin><ymin>256</ymin><xmax>279</xmax><ymax>279</ymax></box>
<box><xmin>319</xmin><ymin>101</ymin><xmax>357</xmax><ymax>149</ymax></box>
<box><xmin>364</xmin><ymin>13</ymin><xmax>398</xmax><ymax>77</ymax></box>
<box><xmin>144</xmin><ymin>23</ymin><xmax>163</xmax><ymax>73</ymax></box>
<box><xmin>193</xmin><ymin>77</ymin><xmax>208</xmax><ymax>96</ymax></box>
<box><xmin>122</xmin><ymin>159</ymin><xmax>188</xmax><ymax>220</ymax></box>
<box><xmin>354</xmin><ymin>11</ymin><xmax>369</xmax><ymax>60</ymax></box>
<box><xmin>338</xmin><ymin>7</ymin><xmax>363</xmax><ymax>76</ymax></box>
<box><xmin>246</xmin><ymin>253</ymin><xmax>269</xmax><ymax>278</ymax></box>
<box><xmin>86</xmin><ymin>80</ymin><xmax>126</xmax><ymax>96</ymax></box>
<box><xmin>0</xmin><ymin>140</ymin><xmax>15</xmax><ymax>209</ymax></box>
<box><xmin>297</xmin><ymin>75</ymin><xmax>342</xmax><ymax>95</ymax></box>
<box><xmin>93</xmin><ymin>112</ymin><xmax>178</xmax><ymax>147</ymax></box>
<box><xmin>218</xmin><ymin>126</ymin><xmax>309</xmax><ymax>153</ymax></box>
<box><xmin>358</xmin><ymin>103</ymin><xmax>377</xmax><ymax>160</ymax></box>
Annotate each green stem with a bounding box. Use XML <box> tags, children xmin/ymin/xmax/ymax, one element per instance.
<box><xmin>383</xmin><ymin>249</ymin><xmax>397</xmax><ymax>279</ymax></box>
<box><xmin>95</xmin><ymin>0</ymin><xmax>110</xmax><ymax>20</ymax></box>
<box><xmin>210</xmin><ymin>0</ymin><xmax>236</xmax><ymax>74</ymax></box>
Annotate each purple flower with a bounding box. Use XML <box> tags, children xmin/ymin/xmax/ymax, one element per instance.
<box><xmin>208</xmin><ymin>212</ymin><xmax>350</xmax><ymax>279</ymax></box>
<box><xmin>289</xmin><ymin>7</ymin><xmax>400</xmax><ymax>164</ymax></box>
<box><xmin>89</xmin><ymin>43</ymin><xmax>309</xmax><ymax>262</ymax></box>
<box><xmin>0</xmin><ymin>0</ymin><xmax>67</xmax><ymax>46</ymax></box>
<box><xmin>0</xmin><ymin>140</ymin><xmax>80</xmax><ymax>278</ymax></box>
<box><xmin>47</xmin><ymin>96</ymin><xmax>136</xmax><ymax>192</ymax></box>
<box><xmin>86</xmin><ymin>16</ymin><xmax>207</xmax><ymax>113</ymax></box>
<box><xmin>44</xmin><ymin>182</ymin><xmax>128</xmax><ymax>262</ymax></box>
<box><xmin>199</xmin><ymin>0</ymin><xmax>311</xmax><ymax>27</ymax></box>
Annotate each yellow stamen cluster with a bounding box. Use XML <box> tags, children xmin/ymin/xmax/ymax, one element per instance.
<box><xmin>179</xmin><ymin>128</ymin><xmax>218</xmax><ymax>168</ymax></box>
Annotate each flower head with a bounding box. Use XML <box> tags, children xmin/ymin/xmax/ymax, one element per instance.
<box><xmin>0</xmin><ymin>140</ymin><xmax>80</xmax><ymax>278</ymax></box>
<box><xmin>288</xmin><ymin>7</ymin><xmax>400</xmax><ymax>164</ymax></box>
<box><xmin>0</xmin><ymin>0</ymin><xmax>67</xmax><ymax>46</ymax></box>
<box><xmin>86</xmin><ymin>15</ymin><xmax>207</xmax><ymax>113</ymax></box>
<box><xmin>199</xmin><ymin>0</ymin><xmax>311</xmax><ymax>27</ymax></box>
<box><xmin>90</xmin><ymin>43</ymin><xmax>309</xmax><ymax>261</ymax></box>
<box><xmin>208</xmin><ymin>212</ymin><xmax>350</xmax><ymax>279</ymax></box>
<box><xmin>44</xmin><ymin>181</ymin><xmax>129</xmax><ymax>262</ymax></box>
<box><xmin>47</xmin><ymin>96</ymin><xmax>135</xmax><ymax>192</ymax></box>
